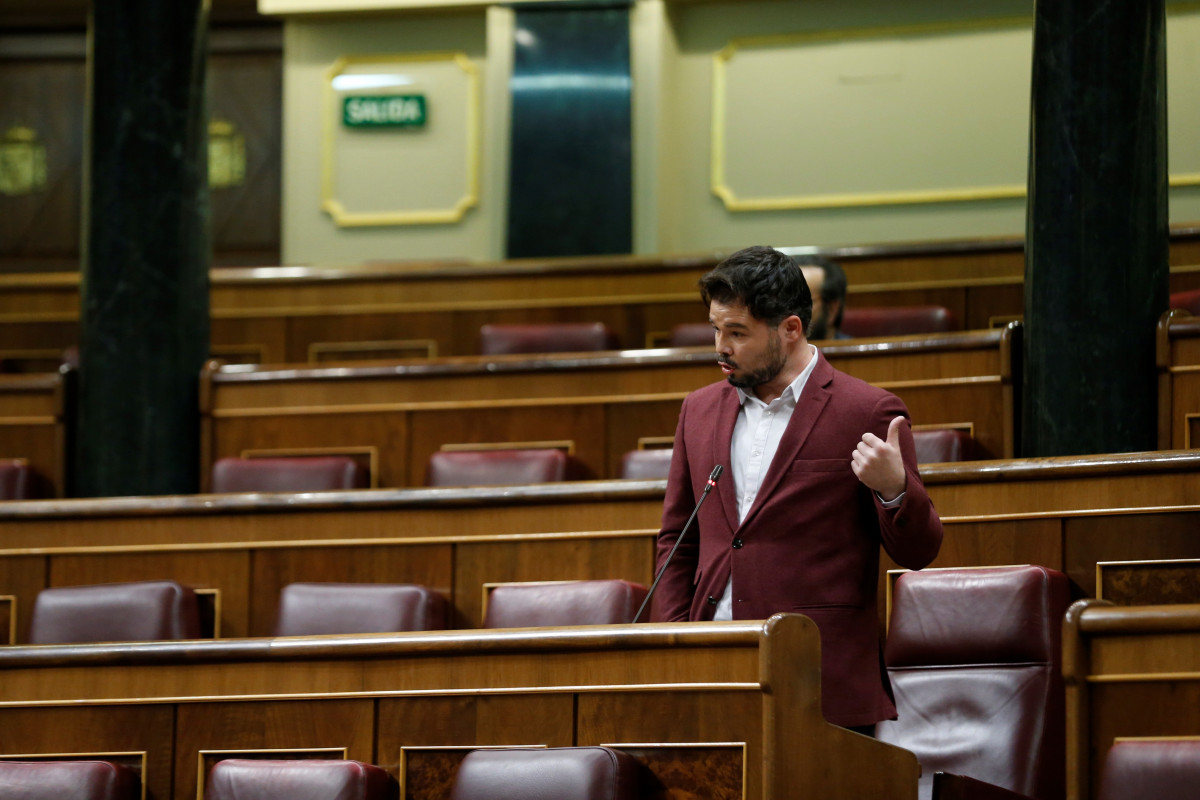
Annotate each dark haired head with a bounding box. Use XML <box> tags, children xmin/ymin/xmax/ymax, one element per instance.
<box><xmin>792</xmin><ymin>255</ymin><xmax>846</xmax><ymax>328</ymax></box>
<box><xmin>699</xmin><ymin>246</ymin><xmax>812</xmax><ymax>332</ymax></box>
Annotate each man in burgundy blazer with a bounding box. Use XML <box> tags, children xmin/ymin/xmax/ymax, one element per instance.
<box><xmin>652</xmin><ymin>245</ymin><xmax>943</xmax><ymax>731</ymax></box>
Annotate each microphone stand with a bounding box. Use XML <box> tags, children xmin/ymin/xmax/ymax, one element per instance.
<box><xmin>632</xmin><ymin>464</ymin><xmax>723</xmax><ymax>623</ymax></box>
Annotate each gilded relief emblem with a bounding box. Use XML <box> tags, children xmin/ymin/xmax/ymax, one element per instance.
<box><xmin>208</xmin><ymin>118</ymin><xmax>246</xmax><ymax>189</ymax></box>
<box><xmin>0</xmin><ymin>126</ymin><xmax>48</xmax><ymax>196</ymax></box>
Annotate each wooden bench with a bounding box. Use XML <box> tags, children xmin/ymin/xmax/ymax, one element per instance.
<box><xmin>0</xmin><ymin>615</ymin><xmax>920</xmax><ymax>800</ymax></box>
<box><xmin>1063</xmin><ymin>600</ymin><xmax>1200</xmax><ymax>800</ymax></box>
<box><xmin>0</xmin><ymin>450</ymin><xmax>1198</xmax><ymax>644</ymax></box>
<box><xmin>201</xmin><ymin>325</ymin><xmax>1020</xmax><ymax>490</ymax></box>
<box><xmin>3</xmin><ymin>230</ymin><xmax>1200</xmax><ymax>365</ymax></box>
<box><xmin>0</xmin><ymin>370</ymin><xmax>70</xmax><ymax>498</ymax></box>
<box><xmin>1157</xmin><ymin>309</ymin><xmax>1200</xmax><ymax>448</ymax></box>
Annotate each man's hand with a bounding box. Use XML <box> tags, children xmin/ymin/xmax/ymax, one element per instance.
<box><xmin>851</xmin><ymin>416</ymin><xmax>908</xmax><ymax>502</ymax></box>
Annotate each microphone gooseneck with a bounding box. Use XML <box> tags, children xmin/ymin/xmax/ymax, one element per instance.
<box><xmin>632</xmin><ymin>464</ymin><xmax>724</xmax><ymax>623</ymax></box>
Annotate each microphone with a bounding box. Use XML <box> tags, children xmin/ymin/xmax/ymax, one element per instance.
<box><xmin>632</xmin><ymin>464</ymin><xmax>724</xmax><ymax>624</ymax></box>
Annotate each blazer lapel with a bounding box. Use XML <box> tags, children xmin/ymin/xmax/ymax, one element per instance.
<box><xmin>710</xmin><ymin>385</ymin><xmax>742</xmax><ymax>533</ymax></box>
<box><xmin>738</xmin><ymin>351</ymin><xmax>834</xmax><ymax>531</ymax></box>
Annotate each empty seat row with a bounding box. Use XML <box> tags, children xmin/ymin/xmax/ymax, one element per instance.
<box><xmin>23</xmin><ymin>578</ymin><xmax>650</xmax><ymax>644</ymax></box>
<box><xmin>212</xmin><ymin>430</ymin><xmax>978</xmax><ymax>497</ymax></box>
<box><xmin>0</xmin><ymin>746</ymin><xmax>655</xmax><ymax>800</ymax></box>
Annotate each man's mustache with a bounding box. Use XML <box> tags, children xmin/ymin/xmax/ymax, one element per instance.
<box><xmin>717</xmin><ymin>356</ymin><xmax>736</xmax><ymax>368</ymax></box>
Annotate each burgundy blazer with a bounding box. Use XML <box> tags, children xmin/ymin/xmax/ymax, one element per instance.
<box><xmin>652</xmin><ymin>350</ymin><xmax>943</xmax><ymax>727</ymax></box>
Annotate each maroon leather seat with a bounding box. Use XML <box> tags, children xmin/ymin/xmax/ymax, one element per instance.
<box><xmin>876</xmin><ymin>565</ymin><xmax>1071</xmax><ymax>800</ymax></box>
<box><xmin>29</xmin><ymin>580</ymin><xmax>202</xmax><ymax>644</ymax></box>
<box><xmin>912</xmin><ymin>429</ymin><xmax>975</xmax><ymax>463</ymax></box>
<box><xmin>274</xmin><ymin>582</ymin><xmax>447</xmax><ymax>636</ymax></box>
<box><xmin>667</xmin><ymin>323</ymin><xmax>713</xmax><ymax>347</ymax></box>
<box><xmin>0</xmin><ymin>760</ymin><xmax>140</xmax><ymax>800</ymax></box>
<box><xmin>619</xmin><ymin>448</ymin><xmax>673</xmax><ymax>480</ymax></box>
<box><xmin>0</xmin><ymin>458</ymin><xmax>39</xmax><ymax>500</ymax></box>
<box><xmin>841</xmin><ymin>305</ymin><xmax>957</xmax><ymax>338</ymax></box>
<box><xmin>449</xmin><ymin>747</ymin><xmax>651</xmax><ymax>800</ymax></box>
<box><xmin>425</xmin><ymin>448</ymin><xmax>579</xmax><ymax>487</ymax></box>
<box><xmin>483</xmin><ymin>580</ymin><xmax>649</xmax><ymax>628</ymax></box>
<box><xmin>1169</xmin><ymin>287</ymin><xmax>1200</xmax><ymax>315</ymax></box>
<box><xmin>1097</xmin><ymin>739</ymin><xmax>1200</xmax><ymax>800</ymax></box>
<box><xmin>478</xmin><ymin>322</ymin><xmax>620</xmax><ymax>355</ymax></box>
<box><xmin>206</xmin><ymin>759</ymin><xmax>397</xmax><ymax>800</ymax></box>
<box><xmin>211</xmin><ymin>456</ymin><xmax>368</xmax><ymax>493</ymax></box>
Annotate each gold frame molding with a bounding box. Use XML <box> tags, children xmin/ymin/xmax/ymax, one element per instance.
<box><xmin>439</xmin><ymin>440</ymin><xmax>576</xmax><ymax>455</ymax></box>
<box><xmin>0</xmin><ymin>752</ymin><xmax>148</xmax><ymax>800</ymax></box>
<box><xmin>710</xmin><ymin>18</ymin><xmax>1200</xmax><ymax>212</ymax></box>
<box><xmin>308</xmin><ymin>339</ymin><xmax>439</xmax><ymax>363</ymax></box>
<box><xmin>238</xmin><ymin>446</ymin><xmax>380</xmax><ymax>489</ymax></box>
<box><xmin>322</xmin><ymin>52</ymin><xmax>480</xmax><ymax>227</ymax></box>
<box><xmin>197</xmin><ymin>748</ymin><xmax>348</xmax><ymax>800</ymax></box>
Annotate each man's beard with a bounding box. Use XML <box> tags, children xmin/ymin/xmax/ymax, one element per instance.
<box><xmin>724</xmin><ymin>332</ymin><xmax>786</xmax><ymax>390</ymax></box>
<box><xmin>808</xmin><ymin>308</ymin><xmax>829</xmax><ymax>341</ymax></box>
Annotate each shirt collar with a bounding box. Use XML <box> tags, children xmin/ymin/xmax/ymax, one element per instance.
<box><xmin>735</xmin><ymin>344</ymin><xmax>820</xmax><ymax>408</ymax></box>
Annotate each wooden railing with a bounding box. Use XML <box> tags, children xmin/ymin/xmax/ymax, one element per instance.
<box><xmin>0</xmin><ymin>615</ymin><xmax>920</xmax><ymax>800</ymax></box>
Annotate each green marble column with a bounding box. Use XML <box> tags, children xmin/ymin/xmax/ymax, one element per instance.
<box><xmin>1023</xmin><ymin>0</ymin><xmax>1168</xmax><ymax>457</ymax></box>
<box><xmin>76</xmin><ymin>0</ymin><xmax>211</xmax><ymax>496</ymax></box>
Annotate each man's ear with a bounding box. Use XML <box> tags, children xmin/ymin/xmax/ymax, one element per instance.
<box><xmin>781</xmin><ymin>314</ymin><xmax>805</xmax><ymax>341</ymax></box>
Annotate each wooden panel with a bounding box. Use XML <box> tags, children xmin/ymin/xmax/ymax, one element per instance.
<box><xmin>615</xmin><ymin>744</ymin><xmax>745</xmax><ymax>800</ymax></box>
<box><xmin>0</xmin><ymin>372</ymin><xmax>67</xmax><ymax>497</ymax></box>
<box><xmin>0</xmin><ymin>705</ymin><xmax>174</xmax><ymax>800</ymax></box>
<box><xmin>174</xmin><ymin>700</ymin><xmax>375</xmax><ymax>800</ymax></box>
<box><xmin>1064</xmin><ymin>512</ymin><xmax>1200</xmax><ymax>599</ymax></box>
<box><xmin>1087</xmin><ymin>683</ymin><xmax>1200</xmax><ymax>800</ymax></box>
<box><xmin>0</xmin><ymin>595</ymin><xmax>12</xmax><ymax>645</ymax></box>
<box><xmin>49</xmin><ymin>550</ymin><xmax>252</xmax><ymax>639</ymax></box>
<box><xmin>407</xmin><ymin>404</ymin><xmax>608</xmax><ymax>484</ymax></box>
<box><xmin>1097</xmin><ymin>559</ymin><xmax>1200</xmax><ymax>605</ymax></box>
<box><xmin>249</xmin><ymin>543</ymin><xmax>453</xmax><ymax>635</ymax></box>
<box><xmin>454</xmin><ymin>535</ymin><xmax>655</xmax><ymax>628</ymax></box>
<box><xmin>0</xmin><ymin>555</ymin><xmax>43</xmax><ymax>644</ymax></box>
<box><xmin>212</xmin><ymin>410</ymin><xmax>409</xmax><ymax>489</ymax></box>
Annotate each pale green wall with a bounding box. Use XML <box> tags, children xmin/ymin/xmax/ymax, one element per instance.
<box><xmin>278</xmin><ymin>0</ymin><xmax>1200</xmax><ymax>264</ymax></box>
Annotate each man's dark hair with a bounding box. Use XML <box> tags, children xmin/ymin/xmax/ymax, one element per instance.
<box><xmin>699</xmin><ymin>245</ymin><xmax>812</xmax><ymax>331</ymax></box>
<box><xmin>792</xmin><ymin>254</ymin><xmax>847</xmax><ymax>328</ymax></box>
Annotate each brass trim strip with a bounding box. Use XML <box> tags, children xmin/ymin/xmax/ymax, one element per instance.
<box><xmin>209</xmin><ymin>392</ymin><xmax>692</xmax><ymax>417</ymax></box>
<box><xmin>0</xmin><ymin>417</ymin><xmax>56</xmax><ymax>425</ymax></box>
<box><xmin>439</xmin><ymin>440</ymin><xmax>574</xmax><ymax>455</ymax></box>
<box><xmin>0</xmin><ymin>682</ymin><xmax>765</xmax><ymax>709</ymax></box>
<box><xmin>0</xmin><ymin>529</ymin><xmax>661</xmax><ymax>557</ymax></box>
<box><xmin>1087</xmin><ymin>672</ymin><xmax>1200</xmax><ymax>683</ymax></box>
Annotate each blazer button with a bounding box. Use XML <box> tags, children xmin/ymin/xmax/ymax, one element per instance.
<box><xmin>707</xmin><ymin>595</ymin><xmax>718</xmax><ymax>606</ymax></box>
<box><xmin>732</xmin><ymin>538</ymin><xmax>744</xmax><ymax>549</ymax></box>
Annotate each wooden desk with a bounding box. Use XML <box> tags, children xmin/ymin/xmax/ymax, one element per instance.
<box><xmin>0</xmin><ymin>615</ymin><xmax>920</xmax><ymax>800</ymax></box>
<box><xmin>201</xmin><ymin>326</ymin><xmax>1020</xmax><ymax>490</ymax></box>
<box><xmin>1157</xmin><ymin>310</ymin><xmax>1200</xmax><ymax>449</ymax></box>
<box><xmin>1063</xmin><ymin>601</ymin><xmax>1200</xmax><ymax>800</ymax></box>
<box><xmin>4</xmin><ymin>231</ymin><xmax>1200</xmax><ymax>364</ymax></box>
<box><xmin>1</xmin><ymin>451</ymin><xmax>1199</xmax><ymax>644</ymax></box>
<box><xmin>0</xmin><ymin>369</ymin><xmax>70</xmax><ymax>497</ymax></box>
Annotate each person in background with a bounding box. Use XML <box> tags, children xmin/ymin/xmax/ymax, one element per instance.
<box><xmin>795</xmin><ymin>255</ymin><xmax>851</xmax><ymax>340</ymax></box>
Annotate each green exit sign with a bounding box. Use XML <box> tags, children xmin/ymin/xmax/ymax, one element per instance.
<box><xmin>343</xmin><ymin>95</ymin><xmax>427</xmax><ymax>128</ymax></box>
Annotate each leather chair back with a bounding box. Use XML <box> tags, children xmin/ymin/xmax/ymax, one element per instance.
<box><xmin>1097</xmin><ymin>739</ymin><xmax>1200</xmax><ymax>800</ymax></box>
<box><xmin>1169</xmin><ymin>287</ymin><xmax>1200</xmax><ymax>315</ymax></box>
<box><xmin>425</xmin><ymin>448</ymin><xmax>577</xmax><ymax>487</ymax></box>
<box><xmin>206</xmin><ymin>759</ymin><xmax>397</xmax><ymax>800</ymax></box>
<box><xmin>211</xmin><ymin>456</ymin><xmax>368</xmax><ymax>493</ymax></box>
<box><xmin>619</xmin><ymin>449</ymin><xmax>673</xmax><ymax>480</ymax></box>
<box><xmin>911</xmin><ymin>429</ymin><xmax>974</xmax><ymax>463</ymax></box>
<box><xmin>0</xmin><ymin>761</ymin><xmax>140</xmax><ymax>800</ymax></box>
<box><xmin>274</xmin><ymin>582</ymin><xmax>447</xmax><ymax>636</ymax></box>
<box><xmin>29</xmin><ymin>580</ymin><xmax>202</xmax><ymax>644</ymax></box>
<box><xmin>0</xmin><ymin>458</ymin><xmax>38</xmax><ymax>500</ymax></box>
<box><xmin>484</xmin><ymin>580</ymin><xmax>649</xmax><ymax>628</ymax></box>
<box><xmin>841</xmin><ymin>305</ymin><xmax>956</xmax><ymax>338</ymax></box>
<box><xmin>876</xmin><ymin>565</ymin><xmax>1071</xmax><ymax>800</ymax></box>
<box><xmin>449</xmin><ymin>747</ymin><xmax>651</xmax><ymax>800</ymax></box>
<box><xmin>668</xmin><ymin>323</ymin><xmax>713</xmax><ymax>347</ymax></box>
<box><xmin>478</xmin><ymin>322</ymin><xmax>619</xmax><ymax>355</ymax></box>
